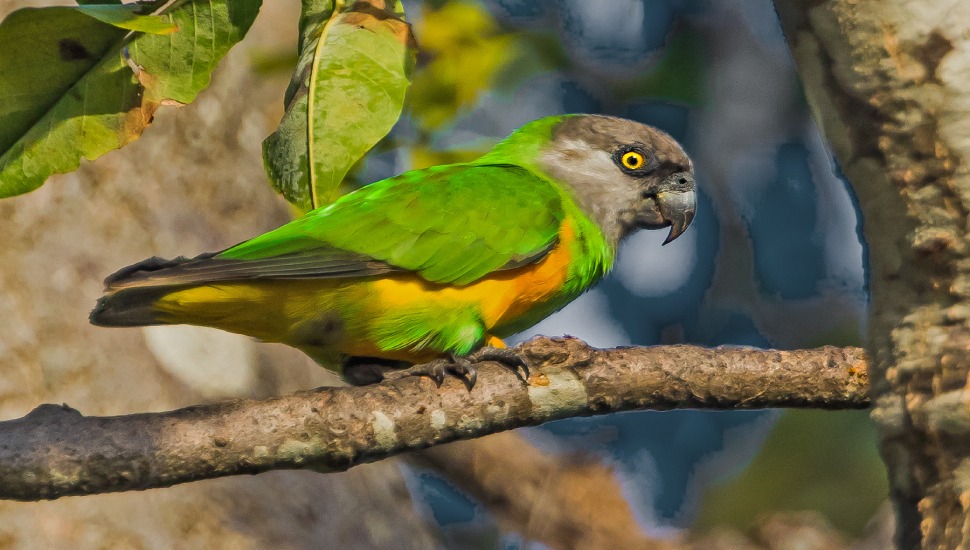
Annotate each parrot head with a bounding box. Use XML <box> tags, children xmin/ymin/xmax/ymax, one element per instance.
<box><xmin>538</xmin><ymin>115</ymin><xmax>696</xmax><ymax>246</ymax></box>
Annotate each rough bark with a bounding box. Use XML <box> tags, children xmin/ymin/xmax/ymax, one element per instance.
<box><xmin>774</xmin><ymin>1</ymin><xmax>970</xmax><ymax>547</ymax></box>
<box><xmin>0</xmin><ymin>338</ymin><xmax>867</xmax><ymax>501</ymax></box>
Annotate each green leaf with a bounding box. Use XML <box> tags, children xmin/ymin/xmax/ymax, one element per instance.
<box><xmin>0</xmin><ymin>1</ymin><xmax>262</xmax><ymax>199</ymax></box>
<box><xmin>76</xmin><ymin>4</ymin><xmax>178</xmax><ymax>35</ymax></box>
<box><xmin>263</xmin><ymin>0</ymin><xmax>414</xmax><ymax>211</ymax></box>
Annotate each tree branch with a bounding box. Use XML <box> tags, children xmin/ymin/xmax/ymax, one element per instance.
<box><xmin>0</xmin><ymin>337</ymin><xmax>868</xmax><ymax>501</ymax></box>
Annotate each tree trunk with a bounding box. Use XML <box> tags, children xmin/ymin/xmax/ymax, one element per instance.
<box><xmin>774</xmin><ymin>2</ymin><xmax>970</xmax><ymax>547</ymax></box>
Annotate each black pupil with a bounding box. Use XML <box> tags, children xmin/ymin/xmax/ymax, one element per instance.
<box><xmin>626</xmin><ymin>154</ymin><xmax>638</xmax><ymax>167</ymax></box>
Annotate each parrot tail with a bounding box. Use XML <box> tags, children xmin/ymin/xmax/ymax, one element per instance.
<box><xmin>89</xmin><ymin>254</ymin><xmax>209</xmax><ymax>327</ymax></box>
<box><xmin>89</xmin><ymin>286</ymin><xmax>174</xmax><ymax>327</ymax></box>
<box><xmin>90</xmin><ymin>253</ymin><xmax>298</xmax><ymax>333</ymax></box>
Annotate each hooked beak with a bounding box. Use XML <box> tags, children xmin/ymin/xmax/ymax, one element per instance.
<box><xmin>656</xmin><ymin>172</ymin><xmax>696</xmax><ymax>245</ymax></box>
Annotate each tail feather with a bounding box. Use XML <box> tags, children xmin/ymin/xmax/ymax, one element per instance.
<box><xmin>90</xmin><ymin>286</ymin><xmax>176</xmax><ymax>327</ymax></box>
<box><xmin>103</xmin><ymin>253</ymin><xmax>218</xmax><ymax>291</ymax></box>
<box><xmin>92</xmin><ymin>254</ymin><xmax>213</xmax><ymax>326</ymax></box>
<box><xmin>92</xmin><ymin>244</ymin><xmax>385</xmax><ymax>329</ymax></box>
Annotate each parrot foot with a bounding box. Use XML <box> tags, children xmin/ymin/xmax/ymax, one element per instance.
<box><xmin>382</xmin><ymin>355</ymin><xmax>478</xmax><ymax>390</ymax></box>
<box><xmin>467</xmin><ymin>347</ymin><xmax>530</xmax><ymax>383</ymax></box>
<box><xmin>346</xmin><ymin>348</ymin><xmax>529</xmax><ymax>390</ymax></box>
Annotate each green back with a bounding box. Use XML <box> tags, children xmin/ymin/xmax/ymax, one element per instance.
<box><xmin>221</xmin><ymin>163</ymin><xmax>565</xmax><ymax>286</ymax></box>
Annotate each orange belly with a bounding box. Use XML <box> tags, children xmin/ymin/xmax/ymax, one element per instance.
<box><xmin>328</xmin><ymin>219</ymin><xmax>578</xmax><ymax>361</ymax></box>
<box><xmin>369</xmin><ymin>219</ymin><xmax>575</xmax><ymax>328</ymax></box>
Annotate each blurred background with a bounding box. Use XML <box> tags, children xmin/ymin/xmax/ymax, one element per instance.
<box><xmin>0</xmin><ymin>0</ymin><xmax>886</xmax><ymax>547</ymax></box>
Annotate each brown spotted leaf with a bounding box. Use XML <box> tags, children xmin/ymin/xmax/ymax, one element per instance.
<box><xmin>0</xmin><ymin>1</ymin><xmax>261</xmax><ymax>198</ymax></box>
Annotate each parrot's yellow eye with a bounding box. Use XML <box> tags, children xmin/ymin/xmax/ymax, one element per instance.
<box><xmin>621</xmin><ymin>151</ymin><xmax>645</xmax><ymax>170</ymax></box>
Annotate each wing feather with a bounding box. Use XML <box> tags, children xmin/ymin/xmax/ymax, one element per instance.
<box><xmin>107</xmin><ymin>163</ymin><xmax>565</xmax><ymax>290</ymax></box>
<box><xmin>104</xmin><ymin>250</ymin><xmax>398</xmax><ymax>291</ymax></box>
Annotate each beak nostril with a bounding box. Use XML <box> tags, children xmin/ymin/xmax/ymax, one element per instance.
<box><xmin>678</xmin><ymin>177</ymin><xmax>688</xmax><ymax>185</ymax></box>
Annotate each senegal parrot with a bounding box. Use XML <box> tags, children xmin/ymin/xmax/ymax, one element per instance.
<box><xmin>90</xmin><ymin>114</ymin><xmax>696</xmax><ymax>387</ymax></box>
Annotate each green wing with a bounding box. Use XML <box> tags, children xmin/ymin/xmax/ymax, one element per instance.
<box><xmin>216</xmin><ymin>163</ymin><xmax>565</xmax><ymax>286</ymax></box>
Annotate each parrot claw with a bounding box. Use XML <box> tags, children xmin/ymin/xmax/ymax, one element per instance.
<box><xmin>382</xmin><ymin>361</ymin><xmax>445</xmax><ymax>387</ymax></box>
<box><xmin>445</xmin><ymin>356</ymin><xmax>478</xmax><ymax>390</ymax></box>
<box><xmin>382</xmin><ymin>356</ymin><xmax>476</xmax><ymax>390</ymax></box>
<box><xmin>467</xmin><ymin>347</ymin><xmax>530</xmax><ymax>383</ymax></box>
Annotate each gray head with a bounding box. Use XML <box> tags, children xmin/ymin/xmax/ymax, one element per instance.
<box><xmin>538</xmin><ymin>115</ymin><xmax>695</xmax><ymax>247</ymax></box>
